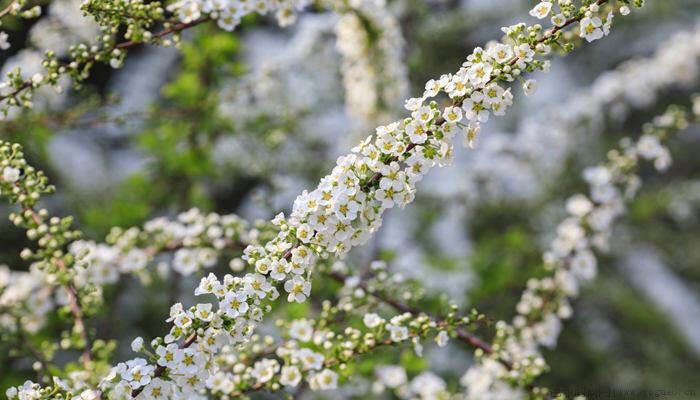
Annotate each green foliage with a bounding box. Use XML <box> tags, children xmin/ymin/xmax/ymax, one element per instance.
<box><xmin>467</xmin><ymin>203</ymin><xmax>546</xmax><ymax>314</ymax></box>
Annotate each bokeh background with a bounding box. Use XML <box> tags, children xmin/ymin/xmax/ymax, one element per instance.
<box><xmin>2</xmin><ymin>0</ymin><xmax>700</xmax><ymax>397</ymax></box>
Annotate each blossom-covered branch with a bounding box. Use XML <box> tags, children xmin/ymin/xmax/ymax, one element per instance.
<box><xmin>0</xmin><ymin>142</ymin><xmax>93</xmax><ymax>366</ymax></box>
<box><xmin>460</xmin><ymin>98</ymin><xmax>699</xmax><ymax>399</ymax></box>
<box><xmin>2</xmin><ymin>1</ymin><xmax>648</xmax><ymax>398</ymax></box>
<box><xmin>0</xmin><ymin>0</ymin><xmax>312</xmax><ymax>116</ymax></box>
<box><xmin>86</xmin><ymin>1</ymin><xmax>642</xmax><ymax>398</ymax></box>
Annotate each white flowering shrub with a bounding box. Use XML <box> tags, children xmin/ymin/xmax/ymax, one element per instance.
<box><xmin>2</xmin><ymin>0</ymin><xmax>700</xmax><ymax>399</ymax></box>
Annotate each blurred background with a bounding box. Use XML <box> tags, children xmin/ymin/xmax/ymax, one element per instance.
<box><xmin>2</xmin><ymin>0</ymin><xmax>700</xmax><ymax>397</ymax></box>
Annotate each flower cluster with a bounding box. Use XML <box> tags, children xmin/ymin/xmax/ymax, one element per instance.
<box><xmin>374</xmin><ymin>366</ymin><xmax>450</xmax><ymax>399</ymax></box>
<box><xmin>96</xmin><ymin>2</ymin><xmax>636</xmax><ymax>397</ymax></box>
<box><xmin>167</xmin><ymin>0</ymin><xmax>310</xmax><ymax>31</ymax></box>
<box><xmin>120</xmin><ymin>258</ymin><xmax>472</xmax><ymax>399</ymax></box>
<box><xmin>334</xmin><ymin>0</ymin><xmax>409</xmax><ymax>126</ymax></box>
<box><xmin>70</xmin><ymin>208</ymin><xmax>260</xmax><ymax>285</ymax></box>
<box><xmin>427</xmin><ymin>24</ymin><xmax>700</xmax><ymax>213</ymax></box>
<box><xmin>460</xmin><ymin>101</ymin><xmax>697</xmax><ymax>399</ymax></box>
<box><xmin>529</xmin><ymin>0</ymin><xmax>618</xmax><ymax>42</ymax></box>
<box><xmin>0</xmin><ymin>0</ymin><xmax>313</xmax><ymax>117</ymax></box>
<box><xmin>1</xmin><ymin>0</ymin><xmax>99</xmax><ymax>117</ymax></box>
<box><xmin>3</xmin><ymin>2</ymin><xmax>644</xmax><ymax>398</ymax></box>
<box><xmin>0</xmin><ymin>265</ymin><xmax>54</xmax><ymax>333</ymax></box>
<box><xmin>0</xmin><ymin>140</ymin><xmax>98</xmax><ymax>368</ymax></box>
<box><xmin>0</xmin><ymin>0</ymin><xmax>43</xmax><ymax>53</ymax></box>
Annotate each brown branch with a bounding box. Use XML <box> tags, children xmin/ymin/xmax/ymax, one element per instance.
<box><xmin>115</xmin><ymin>19</ymin><xmax>207</xmax><ymax>50</ymax></box>
<box><xmin>22</xmin><ymin>205</ymin><xmax>94</xmax><ymax>368</ymax></box>
<box><xmin>0</xmin><ymin>0</ymin><xmax>18</xmax><ymax>18</ymax></box>
<box><xmin>0</xmin><ymin>18</ymin><xmax>209</xmax><ymax>103</ymax></box>
<box><xmin>326</xmin><ymin>271</ymin><xmax>509</xmax><ymax>367</ymax></box>
<box><xmin>228</xmin><ymin>334</ymin><xmax>422</xmax><ymax>398</ymax></box>
<box><xmin>362</xmin><ymin>0</ymin><xmax>608</xmax><ymax>191</ymax></box>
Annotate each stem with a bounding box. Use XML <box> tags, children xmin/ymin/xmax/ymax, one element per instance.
<box><xmin>0</xmin><ymin>0</ymin><xmax>18</xmax><ymax>18</ymax></box>
<box><xmin>0</xmin><ymin>19</ymin><xmax>209</xmax><ymax>103</ymax></box>
<box><xmin>23</xmin><ymin>206</ymin><xmax>94</xmax><ymax>368</ymax></box>
<box><xmin>327</xmin><ymin>271</ymin><xmax>511</xmax><ymax>368</ymax></box>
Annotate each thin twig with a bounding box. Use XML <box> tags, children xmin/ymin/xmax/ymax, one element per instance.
<box><xmin>0</xmin><ymin>19</ymin><xmax>209</xmax><ymax>103</ymax></box>
<box><xmin>0</xmin><ymin>0</ymin><xmax>18</xmax><ymax>19</ymax></box>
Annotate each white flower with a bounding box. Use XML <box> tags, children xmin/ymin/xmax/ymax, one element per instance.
<box><xmin>414</xmin><ymin>106</ymin><xmax>435</xmax><ymax>125</ymax></box>
<box><xmin>255</xmin><ymin>258</ymin><xmax>272</xmax><ymax>275</ymax></box>
<box><xmin>131</xmin><ymin>337</ymin><xmax>144</xmax><ymax>352</ymax></box>
<box><xmin>468</xmin><ymin>62</ymin><xmax>493</xmax><ymax>85</ymax></box>
<box><xmin>312</xmin><ymin>369</ymin><xmax>338</xmax><ymax>390</ymax></box>
<box><xmin>220</xmin><ymin>291</ymin><xmax>249</xmax><ymax>318</ymax></box>
<box><xmin>296</xmin><ymin>223</ymin><xmax>314</xmax><ymax>243</ymax></box>
<box><xmin>244</xmin><ymin>273</ymin><xmax>271</xmax><ymax>298</ymax></box>
<box><xmin>488</xmin><ymin>43</ymin><xmax>513</xmax><ymax>63</ymax></box>
<box><xmin>580</xmin><ymin>17</ymin><xmax>604</xmax><ymax>42</ymax></box>
<box><xmin>514</xmin><ymin>43</ymin><xmax>534</xmax><ymax>61</ymax></box>
<box><xmin>0</xmin><ymin>32</ymin><xmax>9</xmax><ymax>51</ymax></box>
<box><xmin>566</xmin><ymin>194</ymin><xmax>593</xmax><ymax>217</ymax></box>
<box><xmin>156</xmin><ymin>344</ymin><xmax>183</xmax><ymax>368</ymax></box>
<box><xmin>533</xmin><ymin>313</ymin><xmax>562</xmax><ymax>348</ymax></box>
<box><xmin>195</xmin><ymin>273</ymin><xmax>219</xmax><ymax>296</ymax></box>
<box><xmin>141</xmin><ymin>378</ymin><xmax>171</xmax><ymax>400</ymax></box>
<box><xmin>636</xmin><ymin>134</ymin><xmax>664</xmax><ymax>159</ymax></box>
<box><xmin>551</xmin><ymin>13</ymin><xmax>566</xmax><ymax>27</ymax></box>
<box><xmin>363</xmin><ymin>313</ymin><xmax>384</xmax><ymax>328</ymax></box>
<box><xmin>251</xmin><ymin>359</ymin><xmax>280</xmax><ymax>384</ymax></box>
<box><xmin>410</xmin><ymin>372</ymin><xmax>446</xmax><ymax>399</ymax></box>
<box><xmin>197</xmin><ymin>248</ymin><xmax>218</xmax><ymax>268</ymax></box>
<box><xmin>122</xmin><ymin>358</ymin><xmax>154</xmax><ymax>389</ymax></box>
<box><xmin>443</xmin><ymin>106</ymin><xmax>463</xmax><ymax>123</ymax></box>
<box><xmin>121</xmin><ymin>249</ymin><xmax>148</xmax><ymax>273</ymax></box>
<box><xmin>173</xmin><ymin>312</ymin><xmax>193</xmax><ymax>329</ymax></box>
<box><xmin>423</xmin><ymin>79</ymin><xmax>441</xmax><ymax>97</ymax></box>
<box><xmin>177</xmin><ymin>0</ymin><xmax>201</xmax><ymax>23</ymax></box>
<box><xmin>602</xmin><ymin>11</ymin><xmax>614</xmax><ymax>36</ymax></box>
<box><xmin>620</xmin><ymin>5</ymin><xmax>631</xmax><ymax>15</ymax></box>
<box><xmin>332</xmin><ymin>195</ymin><xmax>361</xmax><ymax>222</ymax></box>
<box><xmin>435</xmin><ymin>331</ymin><xmax>449</xmax><ymax>347</ymax></box>
<box><xmin>406</xmin><ymin>120</ymin><xmax>428</xmax><ymax>144</ymax></box>
<box><xmin>463</xmin><ymin>92</ymin><xmax>490</xmax><ymax>123</ymax></box>
<box><xmin>280</xmin><ymin>366</ymin><xmax>302</xmax><ymax>387</ymax></box>
<box><xmin>291</xmin><ymin>246</ymin><xmax>313</xmax><ymax>266</ymax></box>
<box><xmin>445</xmin><ymin>74</ymin><xmax>470</xmax><ymax>98</ymax></box>
<box><xmin>176</xmin><ymin>347</ymin><xmax>203</xmax><ymax>375</ymax></box>
<box><xmin>289</xmin><ymin>319</ymin><xmax>313</xmax><ymax>342</ymax></box>
<box><xmin>284</xmin><ymin>276</ymin><xmax>311</xmax><ymax>303</ymax></box>
<box><xmin>404</xmin><ymin>97</ymin><xmax>423</xmax><ymax>111</ymax></box>
<box><xmin>523</xmin><ymin>79</ymin><xmax>537</xmax><ymax>96</ymax></box>
<box><xmin>529</xmin><ymin>1</ymin><xmax>553</xmax><ymax>19</ymax></box>
<box><xmin>173</xmin><ymin>249</ymin><xmax>199</xmax><ymax>275</ymax></box>
<box><xmin>388</xmin><ymin>324</ymin><xmax>409</xmax><ymax>342</ymax></box>
<box><xmin>297</xmin><ymin>348</ymin><xmax>324</xmax><ymax>370</ymax></box>
<box><xmin>217</xmin><ymin>12</ymin><xmax>241</xmax><ymax>32</ymax></box>
<box><xmin>583</xmin><ymin>166</ymin><xmax>611</xmax><ymax>186</ymax></box>
<box><xmin>270</xmin><ymin>259</ymin><xmax>290</xmax><ymax>281</ymax></box>
<box><xmin>570</xmin><ymin>250</ymin><xmax>597</xmax><ymax>280</ymax></box>
<box><xmin>413</xmin><ymin>336</ymin><xmax>423</xmax><ymax>357</ymax></box>
<box><xmin>376</xmin><ymin>365</ymin><xmax>407</xmax><ymax>389</ymax></box>
<box><xmin>194</xmin><ymin>303</ymin><xmax>213</xmax><ymax>321</ymax></box>
<box><xmin>3</xmin><ymin>167</ymin><xmax>20</xmax><ymax>183</ymax></box>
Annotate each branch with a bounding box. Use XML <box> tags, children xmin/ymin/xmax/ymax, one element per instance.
<box><xmin>0</xmin><ymin>0</ymin><xmax>18</xmax><ymax>18</ymax></box>
<box><xmin>0</xmin><ymin>18</ymin><xmax>209</xmax><ymax>104</ymax></box>
<box><xmin>22</xmin><ymin>205</ymin><xmax>93</xmax><ymax>368</ymax></box>
<box><xmin>327</xmin><ymin>271</ymin><xmax>509</xmax><ymax>367</ymax></box>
